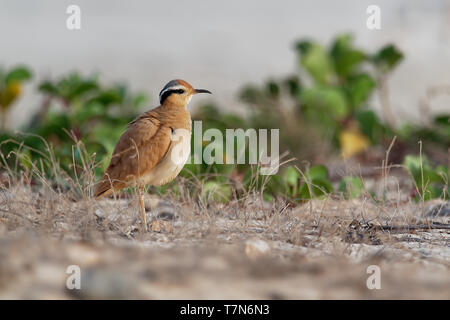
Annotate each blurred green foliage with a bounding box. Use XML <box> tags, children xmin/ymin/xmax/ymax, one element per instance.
<box><xmin>0</xmin><ymin>33</ymin><xmax>448</xmax><ymax>203</ymax></box>
<box><xmin>191</xmin><ymin>33</ymin><xmax>448</xmax><ymax>201</ymax></box>
<box><xmin>398</xmin><ymin>114</ymin><xmax>450</xmax><ymax>150</ymax></box>
<box><xmin>192</xmin><ymin>34</ymin><xmax>406</xmax><ymax>169</ymax></box>
<box><xmin>241</xmin><ymin>34</ymin><xmax>403</xmax><ymax>155</ymax></box>
<box><xmin>403</xmin><ymin>155</ymin><xmax>449</xmax><ymax>201</ymax></box>
<box><xmin>297</xmin><ymin>165</ymin><xmax>333</xmax><ymax>200</ymax></box>
<box><xmin>0</xmin><ymin>72</ymin><xmax>147</xmax><ymax>177</ymax></box>
<box><xmin>339</xmin><ymin>176</ymin><xmax>365</xmax><ymax>199</ymax></box>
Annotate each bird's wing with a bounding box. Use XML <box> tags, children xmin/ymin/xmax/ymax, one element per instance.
<box><xmin>95</xmin><ymin>114</ymin><xmax>172</xmax><ymax>198</ymax></box>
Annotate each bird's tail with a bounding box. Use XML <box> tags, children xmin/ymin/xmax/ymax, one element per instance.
<box><xmin>94</xmin><ymin>177</ymin><xmax>127</xmax><ymax>199</ymax></box>
<box><xmin>94</xmin><ymin>178</ymin><xmax>114</xmax><ymax>199</ymax></box>
<box><xmin>94</xmin><ymin>188</ymin><xmax>110</xmax><ymax>199</ymax></box>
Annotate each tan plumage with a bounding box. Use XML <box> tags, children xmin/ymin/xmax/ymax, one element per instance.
<box><xmin>94</xmin><ymin>79</ymin><xmax>211</xmax><ymax>231</ymax></box>
<box><xmin>94</xmin><ymin>104</ymin><xmax>191</xmax><ymax>197</ymax></box>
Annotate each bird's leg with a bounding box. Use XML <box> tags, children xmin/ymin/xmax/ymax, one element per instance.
<box><xmin>138</xmin><ymin>189</ymin><xmax>148</xmax><ymax>232</ymax></box>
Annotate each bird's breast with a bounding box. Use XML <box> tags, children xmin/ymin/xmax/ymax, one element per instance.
<box><xmin>139</xmin><ymin>128</ymin><xmax>191</xmax><ymax>186</ymax></box>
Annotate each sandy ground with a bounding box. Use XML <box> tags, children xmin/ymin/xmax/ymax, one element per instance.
<box><xmin>0</xmin><ymin>180</ymin><xmax>449</xmax><ymax>299</ymax></box>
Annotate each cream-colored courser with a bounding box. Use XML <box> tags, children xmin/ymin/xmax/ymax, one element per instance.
<box><xmin>95</xmin><ymin>79</ymin><xmax>211</xmax><ymax>231</ymax></box>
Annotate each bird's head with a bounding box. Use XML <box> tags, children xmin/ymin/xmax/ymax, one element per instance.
<box><xmin>159</xmin><ymin>79</ymin><xmax>211</xmax><ymax>107</ymax></box>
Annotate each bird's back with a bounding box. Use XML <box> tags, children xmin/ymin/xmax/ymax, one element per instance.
<box><xmin>94</xmin><ymin>104</ymin><xmax>191</xmax><ymax>198</ymax></box>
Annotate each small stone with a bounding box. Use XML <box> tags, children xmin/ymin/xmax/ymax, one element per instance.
<box><xmin>149</xmin><ymin>220</ymin><xmax>173</xmax><ymax>233</ymax></box>
<box><xmin>155</xmin><ymin>205</ymin><xmax>178</xmax><ymax>221</ymax></box>
<box><xmin>245</xmin><ymin>239</ymin><xmax>271</xmax><ymax>258</ymax></box>
<box><xmin>94</xmin><ymin>209</ymin><xmax>104</xmax><ymax>218</ymax></box>
<box><xmin>54</xmin><ymin>222</ymin><xmax>70</xmax><ymax>232</ymax></box>
<box><xmin>426</xmin><ymin>202</ymin><xmax>450</xmax><ymax>217</ymax></box>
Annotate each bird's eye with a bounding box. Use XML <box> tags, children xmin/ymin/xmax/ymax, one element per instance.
<box><xmin>177</xmin><ymin>89</ymin><xmax>185</xmax><ymax>94</ymax></box>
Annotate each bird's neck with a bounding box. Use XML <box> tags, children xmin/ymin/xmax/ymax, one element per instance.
<box><xmin>158</xmin><ymin>103</ymin><xmax>192</xmax><ymax>131</ymax></box>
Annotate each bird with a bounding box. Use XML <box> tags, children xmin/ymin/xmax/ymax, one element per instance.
<box><xmin>94</xmin><ymin>79</ymin><xmax>211</xmax><ymax>231</ymax></box>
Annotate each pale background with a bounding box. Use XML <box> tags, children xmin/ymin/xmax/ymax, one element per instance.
<box><xmin>1</xmin><ymin>0</ymin><xmax>449</xmax><ymax>128</ymax></box>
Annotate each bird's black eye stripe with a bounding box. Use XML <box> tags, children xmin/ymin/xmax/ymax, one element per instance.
<box><xmin>160</xmin><ymin>88</ymin><xmax>185</xmax><ymax>104</ymax></box>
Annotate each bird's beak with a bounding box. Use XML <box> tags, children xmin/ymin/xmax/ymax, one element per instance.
<box><xmin>194</xmin><ymin>88</ymin><xmax>212</xmax><ymax>94</ymax></box>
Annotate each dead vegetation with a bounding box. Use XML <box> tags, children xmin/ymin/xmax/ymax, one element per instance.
<box><xmin>0</xmin><ymin>143</ymin><xmax>449</xmax><ymax>299</ymax></box>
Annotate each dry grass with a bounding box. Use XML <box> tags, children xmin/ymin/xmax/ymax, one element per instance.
<box><xmin>0</xmin><ymin>141</ymin><xmax>449</xmax><ymax>299</ymax></box>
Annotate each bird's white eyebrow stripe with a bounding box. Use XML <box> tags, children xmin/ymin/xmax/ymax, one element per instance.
<box><xmin>159</xmin><ymin>85</ymin><xmax>186</xmax><ymax>98</ymax></box>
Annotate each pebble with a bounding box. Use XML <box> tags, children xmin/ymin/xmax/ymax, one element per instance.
<box><xmin>245</xmin><ymin>239</ymin><xmax>271</xmax><ymax>258</ymax></box>
<box><xmin>149</xmin><ymin>220</ymin><xmax>173</xmax><ymax>233</ymax></box>
<box><xmin>426</xmin><ymin>202</ymin><xmax>450</xmax><ymax>217</ymax></box>
<box><xmin>154</xmin><ymin>204</ymin><xmax>179</xmax><ymax>221</ymax></box>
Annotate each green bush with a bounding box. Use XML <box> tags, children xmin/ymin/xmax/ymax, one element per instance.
<box><xmin>0</xmin><ymin>72</ymin><xmax>147</xmax><ymax>178</ymax></box>
<box><xmin>0</xmin><ymin>34</ymin><xmax>447</xmax><ymax>203</ymax></box>
<box><xmin>404</xmin><ymin>155</ymin><xmax>449</xmax><ymax>201</ymax></box>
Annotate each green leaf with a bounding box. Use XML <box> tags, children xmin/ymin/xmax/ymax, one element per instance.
<box><xmin>282</xmin><ymin>75</ymin><xmax>302</xmax><ymax>97</ymax></box>
<box><xmin>297</xmin><ymin>42</ymin><xmax>334</xmax><ymax>85</ymax></box>
<box><xmin>18</xmin><ymin>148</ymin><xmax>33</xmax><ymax>170</ymax></box>
<box><xmin>306</xmin><ymin>165</ymin><xmax>329</xmax><ymax>180</ymax></box>
<box><xmin>5</xmin><ymin>66</ymin><xmax>32</xmax><ymax>84</ymax></box>
<box><xmin>298</xmin><ymin>165</ymin><xmax>333</xmax><ymax>199</ymax></box>
<box><xmin>403</xmin><ymin>155</ymin><xmax>449</xmax><ymax>200</ymax></box>
<box><xmin>433</xmin><ymin>114</ymin><xmax>450</xmax><ymax>127</ymax></box>
<box><xmin>263</xmin><ymin>192</ymin><xmax>275</xmax><ymax>202</ymax></box>
<box><xmin>347</xmin><ymin>73</ymin><xmax>376</xmax><ymax>108</ymax></box>
<box><xmin>66</xmin><ymin>80</ymin><xmax>99</xmax><ymax>102</ymax></box>
<box><xmin>283</xmin><ymin>166</ymin><xmax>300</xmax><ymax>186</ymax></box>
<box><xmin>283</xmin><ymin>166</ymin><xmax>300</xmax><ymax>196</ymax></box>
<box><xmin>38</xmin><ymin>81</ymin><xmax>58</xmax><ymax>95</ymax></box>
<box><xmin>295</xmin><ymin>40</ymin><xmax>313</xmax><ymax>55</ymax></box>
<box><xmin>404</xmin><ymin>155</ymin><xmax>427</xmax><ymax>185</ymax></box>
<box><xmin>436</xmin><ymin>165</ymin><xmax>449</xmax><ymax>179</ymax></box>
<box><xmin>330</xmin><ymin>34</ymin><xmax>366</xmax><ymax>78</ymax></box>
<box><xmin>356</xmin><ymin>110</ymin><xmax>385</xmax><ymax>143</ymax></box>
<box><xmin>41</xmin><ymin>72</ymin><xmax>99</xmax><ymax>103</ymax></box>
<box><xmin>300</xmin><ymin>87</ymin><xmax>349</xmax><ymax>119</ymax></box>
<box><xmin>265</xmin><ymin>80</ymin><xmax>280</xmax><ymax>99</ymax></box>
<box><xmin>202</xmin><ymin>181</ymin><xmax>232</xmax><ymax>203</ymax></box>
<box><xmin>264</xmin><ymin>174</ymin><xmax>286</xmax><ymax>198</ymax></box>
<box><xmin>38</xmin><ymin>113</ymin><xmax>71</xmax><ymax>138</ymax></box>
<box><xmin>89</xmin><ymin>89</ymin><xmax>122</xmax><ymax>106</ymax></box>
<box><xmin>91</xmin><ymin>123</ymin><xmax>123</xmax><ymax>156</ymax></box>
<box><xmin>179</xmin><ymin>163</ymin><xmax>197</xmax><ymax>176</ymax></box>
<box><xmin>339</xmin><ymin>176</ymin><xmax>364</xmax><ymax>198</ymax></box>
<box><xmin>74</xmin><ymin>101</ymin><xmax>105</xmax><ymax>123</ymax></box>
<box><xmin>372</xmin><ymin>44</ymin><xmax>404</xmax><ymax>73</ymax></box>
<box><xmin>299</xmin><ymin>177</ymin><xmax>333</xmax><ymax>199</ymax></box>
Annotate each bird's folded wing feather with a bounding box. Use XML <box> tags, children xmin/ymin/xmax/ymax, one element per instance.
<box><xmin>95</xmin><ymin>115</ymin><xmax>172</xmax><ymax>198</ymax></box>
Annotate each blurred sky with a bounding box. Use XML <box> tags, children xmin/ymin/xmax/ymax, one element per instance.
<box><xmin>1</xmin><ymin>0</ymin><xmax>449</xmax><ymax>128</ymax></box>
